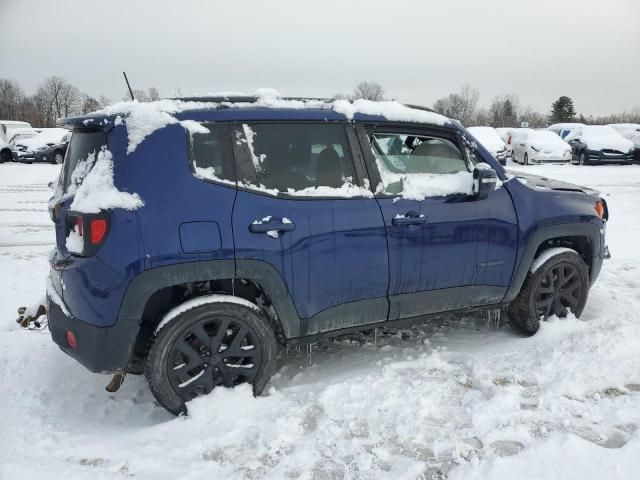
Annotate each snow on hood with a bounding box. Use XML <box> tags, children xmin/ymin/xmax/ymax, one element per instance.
<box><xmin>466</xmin><ymin>127</ymin><xmax>506</xmax><ymax>153</ymax></box>
<box><xmin>511</xmin><ymin>171</ymin><xmax>599</xmax><ymax>195</ymax></box>
<box><xmin>15</xmin><ymin>128</ymin><xmax>68</xmax><ymax>151</ymax></box>
<box><xmin>92</xmin><ymin>89</ymin><xmax>451</xmax><ymax>154</ymax></box>
<box><xmin>527</xmin><ymin>131</ymin><xmax>571</xmax><ymax>152</ymax></box>
<box><xmin>566</xmin><ymin>126</ymin><xmax>635</xmax><ymax>152</ymax></box>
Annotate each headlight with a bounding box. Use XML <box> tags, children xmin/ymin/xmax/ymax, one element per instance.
<box><xmin>36</xmin><ymin>146</ymin><xmax>48</xmax><ymax>152</ymax></box>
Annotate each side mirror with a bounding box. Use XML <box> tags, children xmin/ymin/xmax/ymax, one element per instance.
<box><xmin>473</xmin><ymin>164</ymin><xmax>498</xmax><ymax>200</ymax></box>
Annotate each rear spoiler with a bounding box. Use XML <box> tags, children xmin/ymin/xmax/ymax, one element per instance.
<box><xmin>57</xmin><ymin>114</ymin><xmax>117</xmax><ymax>132</ymax></box>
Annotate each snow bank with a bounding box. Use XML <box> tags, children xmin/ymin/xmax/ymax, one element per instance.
<box><xmin>69</xmin><ymin>148</ymin><xmax>143</xmax><ymax>213</ymax></box>
<box><xmin>65</xmin><ymin>225</ymin><xmax>83</xmax><ymax>254</ymax></box>
<box><xmin>94</xmin><ymin>89</ymin><xmax>452</xmax><ymax>154</ymax></box>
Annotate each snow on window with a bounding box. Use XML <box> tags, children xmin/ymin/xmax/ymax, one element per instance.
<box><xmin>69</xmin><ymin>148</ymin><xmax>143</xmax><ymax>213</ymax></box>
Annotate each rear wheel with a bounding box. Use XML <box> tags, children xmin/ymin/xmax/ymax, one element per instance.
<box><xmin>509</xmin><ymin>250</ymin><xmax>589</xmax><ymax>335</ymax></box>
<box><xmin>145</xmin><ymin>299</ymin><xmax>277</xmax><ymax>415</ymax></box>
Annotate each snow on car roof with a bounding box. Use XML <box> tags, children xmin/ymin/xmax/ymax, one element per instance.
<box><xmin>61</xmin><ymin>89</ymin><xmax>452</xmax><ymax>154</ymax></box>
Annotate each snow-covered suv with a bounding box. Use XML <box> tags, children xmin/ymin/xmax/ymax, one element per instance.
<box><xmin>41</xmin><ymin>92</ymin><xmax>609</xmax><ymax>414</ymax></box>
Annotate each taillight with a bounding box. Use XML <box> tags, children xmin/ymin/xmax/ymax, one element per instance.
<box><xmin>90</xmin><ymin>219</ymin><xmax>107</xmax><ymax>244</ymax></box>
<box><xmin>66</xmin><ymin>212</ymin><xmax>110</xmax><ymax>256</ymax></box>
<box><xmin>66</xmin><ymin>329</ymin><xmax>77</xmax><ymax>349</ymax></box>
<box><xmin>595</xmin><ymin>201</ymin><xmax>605</xmax><ymax>219</ymax></box>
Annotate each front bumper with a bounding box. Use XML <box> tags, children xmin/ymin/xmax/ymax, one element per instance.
<box><xmin>585</xmin><ymin>149</ymin><xmax>634</xmax><ymax>163</ymax></box>
<box><xmin>13</xmin><ymin>150</ymin><xmax>51</xmax><ymax>163</ymax></box>
<box><xmin>47</xmin><ymin>291</ymin><xmax>140</xmax><ymax>374</ymax></box>
<box><xmin>530</xmin><ymin>154</ymin><xmax>571</xmax><ymax>164</ymax></box>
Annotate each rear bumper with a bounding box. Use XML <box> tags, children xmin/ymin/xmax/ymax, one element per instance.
<box><xmin>47</xmin><ymin>293</ymin><xmax>140</xmax><ymax>374</ymax></box>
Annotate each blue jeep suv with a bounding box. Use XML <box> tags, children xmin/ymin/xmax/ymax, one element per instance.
<box><xmin>45</xmin><ymin>94</ymin><xmax>608</xmax><ymax>414</ymax></box>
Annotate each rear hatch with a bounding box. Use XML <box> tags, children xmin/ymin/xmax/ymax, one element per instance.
<box><xmin>49</xmin><ymin>129</ymin><xmax>108</xmax><ymax>271</ymax></box>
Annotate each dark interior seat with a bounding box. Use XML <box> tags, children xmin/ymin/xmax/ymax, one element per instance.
<box><xmin>315</xmin><ymin>147</ymin><xmax>343</xmax><ymax>188</ymax></box>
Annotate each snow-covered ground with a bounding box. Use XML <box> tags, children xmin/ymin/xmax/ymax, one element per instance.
<box><xmin>1</xmin><ymin>160</ymin><xmax>639</xmax><ymax>479</ymax></box>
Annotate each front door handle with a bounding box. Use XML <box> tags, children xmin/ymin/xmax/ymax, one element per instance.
<box><xmin>392</xmin><ymin>211</ymin><xmax>428</xmax><ymax>226</ymax></box>
<box><xmin>249</xmin><ymin>217</ymin><xmax>296</xmax><ymax>234</ymax></box>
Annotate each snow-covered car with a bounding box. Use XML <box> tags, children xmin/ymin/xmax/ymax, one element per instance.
<box><xmin>13</xmin><ymin>128</ymin><xmax>71</xmax><ymax>164</ymax></box>
<box><xmin>608</xmin><ymin>123</ymin><xmax>640</xmax><ymax>162</ymax></box>
<box><xmin>564</xmin><ymin>125</ymin><xmax>635</xmax><ymax>165</ymax></box>
<box><xmin>0</xmin><ymin>120</ymin><xmax>32</xmax><ymax>163</ymax></box>
<box><xmin>511</xmin><ymin>130</ymin><xmax>572</xmax><ymax>165</ymax></box>
<box><xmin>547</xmin><ymin>122</ymin><xmax>585</xmax><ymax>140</ymax></box>
<box><xmin>466</xmin><ymin>126</ymin><xmax>508</xmax><ymax>165</ymax></box>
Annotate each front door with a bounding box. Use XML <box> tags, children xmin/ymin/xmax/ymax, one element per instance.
<box><xmin>358</xmin><ymin>125</ymin><xmax>516</xmax><ymax>320</ymax></box>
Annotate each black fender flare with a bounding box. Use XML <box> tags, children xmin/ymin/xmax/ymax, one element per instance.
<box><xmin>503</xmin><ymin>222</ymin><xmax>602</xmax><ymax>303</ymax></box>
<box><xmin>118</xmin><ymin>259</ymin><xmax>302</xmax><ymax>338</ymax></box>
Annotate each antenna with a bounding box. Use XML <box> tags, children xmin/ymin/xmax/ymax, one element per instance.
<box><xmin>123</xmin><ymin>71</ymin><xmax>135</xmax><ymax>101</ymax></box>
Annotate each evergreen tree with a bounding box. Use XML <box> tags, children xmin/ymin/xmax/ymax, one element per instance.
<box><xmin>503</xmin><ymin>99</ymin><xmax>517</xmax><ymax>127</ymax></box>
<box><xmin>550</xmin><ymin>96</ymin><xmax>576</xmax><ymax>123</ymax></box>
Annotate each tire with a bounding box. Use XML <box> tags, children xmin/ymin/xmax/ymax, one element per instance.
<box><xmin>145</xmin><ymin>298</ymin><xmax>277</xmax><ymax>415</ymax></box>
<box><xmin>0</xmin><ymin>149</ymin><xmax>12</xmax><ymax>163</ymax></box>
<box><xmin>524</xmin><ymin>153</ymin><xmax>529</xmax><ymax>165</ymax></box>
<box><xmin>53</xmin><ymin>151</ymin><xmax>64</xmax><ymax>164</ymax></box>
<box><xmin>579</xmin><ymin>152</ymin><xmax>589</xmax><ymax>166</ymax></box>
<box><xmin>508</xmin><ymin>250</ymin><xmax>589</xmax><ymax>335</ymax></box>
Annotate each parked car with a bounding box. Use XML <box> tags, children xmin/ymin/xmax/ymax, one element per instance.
<box><xmin>608</xmin><ymin>123</ymin><xmax>640</xmax><ymax>162</ymax></box>
<box><xmin>44</xmin><ymin>96</ymin><xmax>609</xmax><ymax>414</ymax></box>
<box><xmin>495</xmin><ymin>128</ymin><xmax>514</xmax><ymax>157</ymax></box>
<box><xmin>547</xmin><ymin>123</ymin><xmax>585</xmax><ymax>139</ymax></box>
<box><xmin>511</xmin><ymin>130</ymin><xmax>572</xmax><ymax>164</ymax></box>
<box><xmin>564</xmin><ymin>125</ymin><xmax>635</xmax><ymax>165</ymax></box>
<box><xmin>13</xmin><ymin>128</ymin><xmax>71</xmax><ymax>164</ymax></box>
<box><xmin>0</xmin><ymin>120</ymin><xmax>32</xmax><ymax>163</ymax></box>
<box><xmin>466</xmin><ymin>126</ymin><xmax>508</xmax><ymax>165</ymax></box>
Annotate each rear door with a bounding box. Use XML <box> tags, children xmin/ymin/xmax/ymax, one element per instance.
<box><xmin>357</xmin><ymin>124</ymin><xmax>517</xmax><ymax>320</ymax></box>
<box><xmin>231</xmin><ymin>122</ymin><xmax>389</xmax><ymax>336</ymax></box>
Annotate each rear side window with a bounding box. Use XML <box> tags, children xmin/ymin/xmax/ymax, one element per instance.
<box><xmin>188</xmin><ymin>124</ymin><xmax>235</xmax><ymax>184</ymax></box>
<box><xmin>233</xmin><ymin>123</ymin><xmax>360</xmax><ymax>196</ymax></box>
<box><xmin>62</xmin><ymin>130</ymin><xmax>106</xmax><ymax>193</ymax></box>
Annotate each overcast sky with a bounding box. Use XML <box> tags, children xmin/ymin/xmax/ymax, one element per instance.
<box><xmin>1</xmin><ymin>0</ymin><xmax>639</xmax><ymax>115</ymax></box>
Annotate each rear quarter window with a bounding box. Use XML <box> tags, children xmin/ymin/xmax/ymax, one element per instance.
<box><xmin>62</xmin><ymin>130</ymin><xmax>107</xmax><ymax>193</ymax></box>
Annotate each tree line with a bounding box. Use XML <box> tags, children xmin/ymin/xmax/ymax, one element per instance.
<box><xmin>1</xmin><ymin>77</ymin><xmax>638</xmax><ymax>128</ymax></box>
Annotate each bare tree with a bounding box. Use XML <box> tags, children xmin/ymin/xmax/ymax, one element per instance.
<box><xmin>148</xmin><ymin>87</ymin><xmax>160</xmax><ymax>101</ymax></box>
<box><xmin>98</xmin><ymin>95</ymin><xmax>112</xmax><ymax>108</ymax></box>
<box><xmin>34</xmin><ymin>76</ymin><xmax>82</xmax><ymax>126</ymax></box>
<box><xmin>0</xmin><ymin>79</ymin><xmax>25</xmax><ymax>120</ymax></box>
<box><xmin>489</xmin><ymin>94</ymin><xmax>520</xmax><ymax>128</ymax></box>
<box><xmin>432</xmin><ymin>84</ymin><xmax>479</xmax><ymax>126</ymax></box>
<box><xmin>352</xmin><ymin>81</ymin><xmax>386</xmax><ymax>101</ymax></box>
<box><xmin>518</xmin><ymin>106</ymin><xmax>547</xmax><ymax>128</ymax></box>
<box><xmin>81</xmin><ymin>95</ymin><xmax>101</xmax><ymax>114</ymax></box>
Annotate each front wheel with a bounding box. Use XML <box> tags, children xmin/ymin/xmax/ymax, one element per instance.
<box><xmin>145</xmin><ymin>298</ymin><xmax>278</xmax><ymax>415</ymax></box>
<box><xmin>509</xmin><ymin>250</ymin><xmax>589</xmax><ymax>335</ymax></box>
<box><xmin>53</xmin><ymin>152</ymin><xmax>64</xmax><ymax>164</ymax></box>
<box><xmin>579</xmin><ymin>152</ymin><xmax>589</xmax><ymax>165</ymax></box>
<box><xmin>0</xmin><ymin>149</ymin><xmax>12</xmax><ymax>163</ymax></box>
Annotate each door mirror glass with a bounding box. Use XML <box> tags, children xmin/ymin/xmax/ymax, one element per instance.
<box><xmin>473</xmin><ymin>164</ymin><xmax>498</xmax><ymax>200</ymax></box>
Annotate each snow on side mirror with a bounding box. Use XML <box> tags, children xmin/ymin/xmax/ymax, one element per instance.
<box><xmin>473</xmin><ymin>163</ymin><xmax>497</xmax><ymax>200</ymax></box>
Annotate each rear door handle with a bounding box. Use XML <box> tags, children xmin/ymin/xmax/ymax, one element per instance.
<box><xmin>392</xmin><ymin>212</ymin><xmax>428</xmax><ymax>226</ymax></box>
<box><xmin>249</xmin><ymin>217</ymin><xmax>296</xmax><ymax>234</ymax></box>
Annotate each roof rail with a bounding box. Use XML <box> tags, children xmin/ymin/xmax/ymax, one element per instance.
<box><xmin>170</xmin><ymin>95</ymin><xmax>336</xmax><ymax>104</ymax></box>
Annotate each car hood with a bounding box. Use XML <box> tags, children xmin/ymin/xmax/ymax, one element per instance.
<box><xmin>509</xmin><ymin>171</ymin><xmax>599</xmax><ymax>196</ymax></box>
<box><xmin>583</xmin><ymin>135</ymin><xmax>634</xmax><ymax>152</ymax></box>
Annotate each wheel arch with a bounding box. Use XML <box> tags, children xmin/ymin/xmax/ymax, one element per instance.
<box><xmin>120</xmin><ymin>259</ymin><xmax>301</xmax><ymax>372</ymax></box>
<box><xmin>504</xmin><ymin>223</ymin><xmax>602</xmax><ymax>303</ymax></box>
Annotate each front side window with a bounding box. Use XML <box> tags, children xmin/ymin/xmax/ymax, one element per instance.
<box><xmin>368</xmin><ymin>132</ymin><xmax>473</xmax><ymax>198</ymax></box>
<box><xmin>233</xmin><ymin>123</ymin><xmax>365</xmax><ymax>196</ymax></box>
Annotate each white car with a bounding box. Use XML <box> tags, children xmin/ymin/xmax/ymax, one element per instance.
<box><xmin>511</xmin><ymin>130</ymin><xmax>572</xmax><ymax>164</ymax></box>
<box><xmin>547</xmin><ymin>122</ymin><xmax>585</xmax><ymax>140</ymax></box>
<box><xmin>0</xmin><ymin>120</ymin><xmax>32</xmax><ymax>163</ymax></box>
<box><xmin>466</xmin><ymin>126</ymin><xmax>508</xmax><ymax>165</ymax></box>
<box><xmin>608</xmin><ymin>123</ymin><xmax>640</xmax><ymax>162</ymax></box>
<box><xmin>565</xmin><ymin>125</ymin><xmax>635</xmax><ymax>165</ymax></box>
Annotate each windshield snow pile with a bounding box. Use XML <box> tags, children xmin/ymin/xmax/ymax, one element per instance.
<box><xmin>69</xmin><ymin>148</ymin><xmax>143</xmax><ymax>213</ymax></box>
<box><xmin>94</xmin><ymin>89</ymin><xmax>452</xmax><ymax>154</ymax></box>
